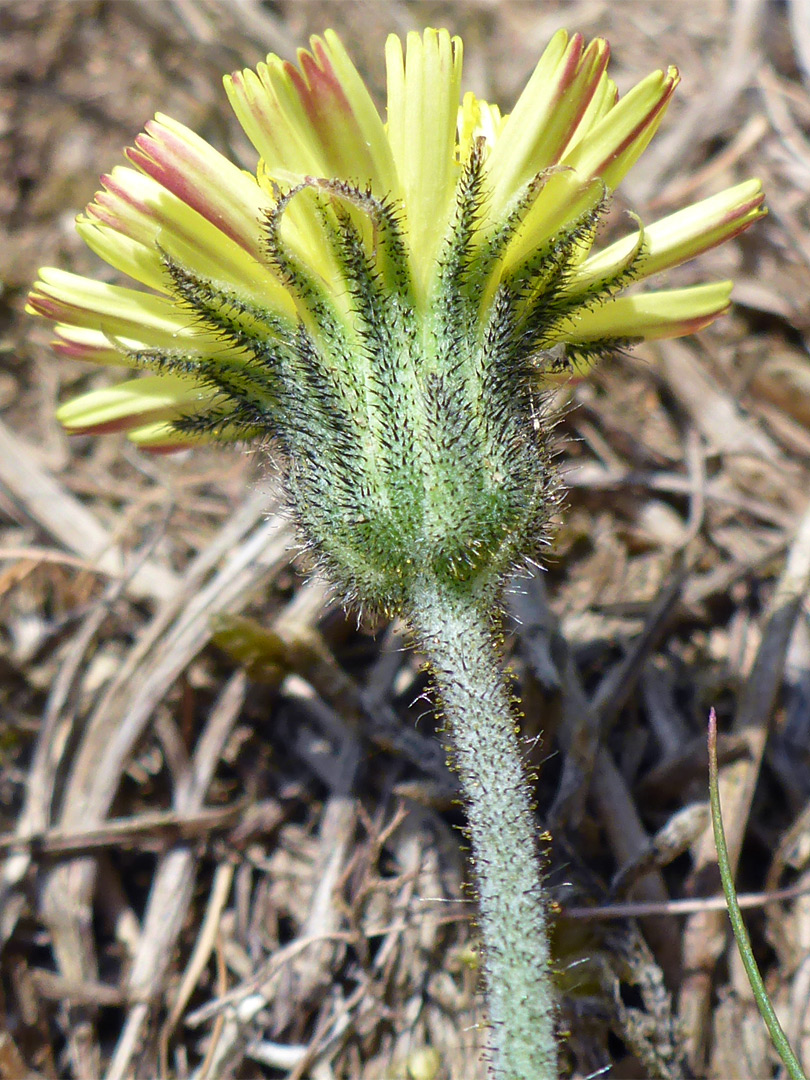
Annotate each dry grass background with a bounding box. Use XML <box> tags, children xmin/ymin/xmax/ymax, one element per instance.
<box><xmin>2</xmin><ymin>1</ymin><xmax>810</xmax><ymax>1077</ymax></box>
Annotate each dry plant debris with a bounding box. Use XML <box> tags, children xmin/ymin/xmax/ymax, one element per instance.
<box><xmin>2</xmin><ymin>1</ymin><xmax>810</xmax><ymax>1077</ymax></box>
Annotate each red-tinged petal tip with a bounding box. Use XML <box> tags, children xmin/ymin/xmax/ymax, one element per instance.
<box><xmin>63</xmin><ymin>416</ymin><xmax>146</xmax><ymax>436</ymax></box>
<box><xmin>139</xmin><ymin>442</ymin><xmax>193</xmax><ymax>455</ymax></box>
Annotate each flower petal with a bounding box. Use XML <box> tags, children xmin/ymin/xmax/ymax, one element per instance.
<box><xmin>84</xmin><ymin>168</ymin><xmax>294</xmax><ymax>316</ymax></box>
<box><xmin>128</xmin><ymin>417</ymin><xmax>255</xmax><ymax>449</ymax></box>
<box><xmin>127</xmin><ymin>114</ymin><xmax>272</xmax><ymax>262</ymax></box>
<box><xmin>457</xmin><ymin>93</ymin><xmax>507</xmax><ymax>163</ymax></box>
<box><xmin>386</xmin><ymin>28</ymin><xmax>463</xmax><ymax>292</ymax></box>
<box><xmin>126</xmin><ymin>420</ymin><xmax>207</xmax><ymax>450</ymax></box>
<box><xmin>570</xmin><ymin>180</ymin><xmax>766</xmax><ymax>293</ymax></box>
<box><xmin>30</xmin><ymin>269</ymin><xmax>191</xmax><ymax>336</ymax></box>
<box><xmin>27</xmin><ymin>268</ymin><xmax>247</xmax><ymax>364</ymax></box>
<box><xmin>486</xmin><ymin>31</ymin><xmax>610</xmax><ymax>215</ymax></box>
<box><xmin>56</xmin><ymin>374</ymin><xmax>217</xmax><ymax>435</ymax></box>
<box><xmin>561</xmin><ymin>66</ymin><xmax>679</xmax><ymax>190</ymax></box>
<box><xmin>49</xmin><ymin>325</ymin><xmax>125</xmax><ymax>365</ymax></box>
<box><xmin>557</xmin><ymin>281</ymin><xmax>733</xmax><ymax>343</ymax></box>
<box><xmin>310</xmin><ymin>30</ymin><xmax>398</xmax><ymax>190</ymax></box>
<box><xmin>565</xmin><ymin>70</ymin><xmax>618</xmax><ymax>153</ymax></box>
<box><xmin>225</xmin><ymin>32</ymin><xmax>396</xmax><ymax>194</ymax></box>
<box><xmin>76</xmin><ymin>221</ymin><xmax>170</xmax><ymax>294</ymax></box>
<box><xmin>499</xmin><ymin>170</ymin><xmax>605</xmax><ymax>276</ymax></box>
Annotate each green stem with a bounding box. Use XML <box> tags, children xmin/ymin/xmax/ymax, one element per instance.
<box><xmin>708</xmin><ymin>709</ymin><xmax>807</xmax><ymax>1080</ymax></box>
<box><xmin>409</xmin><ymin>581</ymin><xmax>557</xmax><ymax>1080</ymax></box>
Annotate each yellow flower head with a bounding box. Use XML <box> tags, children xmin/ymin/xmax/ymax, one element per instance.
<box><xmin>29</xmin><ymin>28</ymin><xmax>763</xmax><ymax>450</ymax></box>
<box><xmin>28</xmin><ymin>29</ymin><xmax>764</xmax><ymax>610</ymax></box>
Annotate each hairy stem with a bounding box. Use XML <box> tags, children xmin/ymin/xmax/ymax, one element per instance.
<box><xmin>409</xmin><ymin>581</ymin><xmax>557</xmax><ymax>1080</ymax></box>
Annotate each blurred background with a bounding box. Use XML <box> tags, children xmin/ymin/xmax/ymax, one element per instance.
<box><xmin>2</xmin><ymin>2</ymin><xmax>810</xmax><ymax>1078</ymax></box>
